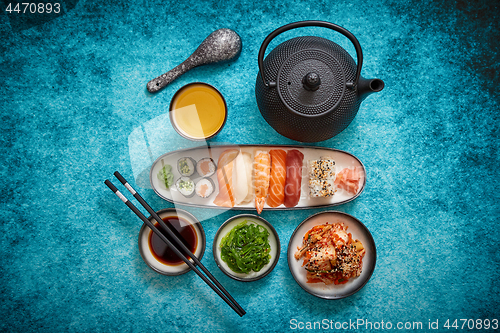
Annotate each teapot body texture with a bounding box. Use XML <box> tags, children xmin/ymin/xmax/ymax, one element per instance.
<box><xmin>255</xmin><ymin>21</ymin><xmax>384</xmax><ymax>142</ymax></box>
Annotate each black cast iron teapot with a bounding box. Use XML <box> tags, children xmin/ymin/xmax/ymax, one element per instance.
<box><xmin>255</xmin><ymin>21</ymin><xmax>384</xmax><ymax>142</ymax></box>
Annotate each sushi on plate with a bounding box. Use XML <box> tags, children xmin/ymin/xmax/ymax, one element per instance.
<box><xmin>196</xmin><ymin>158</ymin><xmax>216</xmax><ymax>178</ymax></box>
<box><xmin>195</xmin><ymin>178</ymin><xmax>215</xmax><ymax>198</ymax></box>
<box><xmin>177</xmin><ymin>157</ymin><xmax>196</xmax><ymax>177</ymax></box>
<box><xmin>175</xmin><ymin>176</ymin><xmax>195</xmax><ymax>198</ymax></box>
<box><xmin>308</xmin><ymin>157</ymin><xmax>336</xmax><ymax>198</ymax></box>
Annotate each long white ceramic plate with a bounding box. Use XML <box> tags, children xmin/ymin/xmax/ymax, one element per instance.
<box><xmin>150</xmin><ymin>144</ymin><xmax>366</xmax><ymax>210</ymax></box>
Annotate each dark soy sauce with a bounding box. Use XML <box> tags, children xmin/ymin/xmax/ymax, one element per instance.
<box><xmin>148</xmin><ymin>216</ymin><xmax>197</xmax><ymax>265</ymax></box>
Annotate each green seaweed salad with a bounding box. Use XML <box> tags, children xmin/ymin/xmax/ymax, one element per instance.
<box><xmin>220</xmin><ymin>220</ymin><xmax>271</xmax><ymax>274</ymax></box>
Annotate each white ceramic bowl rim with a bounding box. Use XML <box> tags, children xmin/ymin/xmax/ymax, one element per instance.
<box><xmin>287</xmin><ymin>210</ymin><xmax>376</xmax><ymax>299</ymax></box>
<box><xmin>138</xmin><ymin>208</ymin><xmax>206</xmax><ymax>276</ymax></box>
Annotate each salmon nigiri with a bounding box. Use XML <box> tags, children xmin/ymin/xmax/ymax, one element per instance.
<box><xmin>213</xmin><ymin>149</ymin><xmax>239</xmax><ymax>207</ymax></box>
<box><xmin>267</xmin><ymin>149</ymin><xmax>287</xmax><ymax>208</ymax></box>
<box><xmin>253</xmin><ymin>150</ymin><xmax>271</xmax><ymax>214</ymax></box>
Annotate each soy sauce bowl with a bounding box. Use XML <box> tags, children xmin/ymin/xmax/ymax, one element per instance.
<box><xmin>213</xmin><ymin>214</ymin><xmax>280</xmax><ymax>282</ymax></box>
<box><xmin>138</xmin><ymin>208</ymin><xmax>206</xmax><ymax>276</ymax></box>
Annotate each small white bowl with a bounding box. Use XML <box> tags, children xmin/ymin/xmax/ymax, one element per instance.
<box><xmin>213</xmin><ymin>214</ymin><xmax>280</xmax><ymax>282</ymax></box>
<box><xmin>138</xmin><ymin>208</ymin><xmax>206</xmax><ymax>276</ymax></box>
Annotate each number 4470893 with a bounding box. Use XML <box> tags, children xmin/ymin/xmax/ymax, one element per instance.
<box><xmin>5</xmin><ymin>2</ymin><xmax>61</xmax><ymax>14</ymax></box>
<box><xmin>444</xmin><ymin>319</ymin><xmax>498</xmax><ymax>330</ymax></box>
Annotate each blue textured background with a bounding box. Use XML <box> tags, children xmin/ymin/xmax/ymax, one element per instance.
<box><xmin>1</xmin><ymin>0</ymin><xmax>499</xmax><ymax>332</ymax></box>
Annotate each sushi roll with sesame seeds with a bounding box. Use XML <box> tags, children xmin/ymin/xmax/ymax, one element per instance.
<box><xmin>196</xmin><ymin>157</ymin><xmax>216</xmax><ymax>178</ymax></box>
<box><xmin>309</xmin><ymin>179</ymin><xmax>336</xmax><ymax>197</ymax></box>
<box><xmin>177</xmin><ymin>157</ymin><xmax>196</xmax><ymax>177</ymax></box>
<box><xmin>308</xmin><ymin>158</ymin><xmax>336</xmax><ymax>180</ymax></box>
<box><xmin>195</xmin><ymin>178</ymin><xmax>215</xmax><ymax>198</ymax></box>
<box><xmin>308</xmin><ymin>157</ymin><xmax>337</xmax><ymax>198</ymax></box>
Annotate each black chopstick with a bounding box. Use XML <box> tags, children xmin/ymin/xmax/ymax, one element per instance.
<box><xmin>104</xmin><ymin>175</ymin><xmax>245</xmax><ymax>317</ymax></box>
<box><xmin>112</xmin><ymin>171</ymin><xmax>245</xmax><ymax>315</ymax></box>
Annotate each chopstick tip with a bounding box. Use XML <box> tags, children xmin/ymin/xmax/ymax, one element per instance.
<box><xmin>114</xmin><ymin>171</ymin><xmax>126</xmax><ymax>184</ymax></box>
<box><xmin>104</xmin><ymin>179</ymin><xmax>118</xmax><ymax>193</ymax></box>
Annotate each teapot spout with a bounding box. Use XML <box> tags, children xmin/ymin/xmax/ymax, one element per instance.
<box><xmin>357</xmin><ymin>77</ymin><xmax>384</xmax><ymax>99</ymax></box>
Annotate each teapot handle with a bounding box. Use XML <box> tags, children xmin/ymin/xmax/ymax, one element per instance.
<box><xmin>258</xmin><ymin>20</ymin><xmax>363</xmax><ymax>89</ymax></box>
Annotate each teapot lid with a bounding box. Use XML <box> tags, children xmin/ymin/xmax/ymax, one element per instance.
<box><xmin>277</xmin><ymin>47</ymin><xmax>346</xmax><ymax>116</ymax></box>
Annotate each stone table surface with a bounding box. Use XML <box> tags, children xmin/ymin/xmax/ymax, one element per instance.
<box><xmin>1</xmin><ymin>0</ymin><xmax>498</xmax><ymax>332</ymax></box>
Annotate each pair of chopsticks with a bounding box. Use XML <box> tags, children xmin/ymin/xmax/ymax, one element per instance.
<box><xmin>104</xmin><ymin>171</ymin><xmax>246</xmax><ymax>317</ymax></box>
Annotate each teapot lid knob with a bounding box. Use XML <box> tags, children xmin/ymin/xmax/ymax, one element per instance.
<box><xmin>302</xmin><ymin>72</ymin><xmax>321</xmax><ymax>91</ymax></box>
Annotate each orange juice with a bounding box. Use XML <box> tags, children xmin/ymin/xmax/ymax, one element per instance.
<box><xmin>170</xmin><ymin>83</ymin><xmax>227</xmax><ymax>140</ymax></box>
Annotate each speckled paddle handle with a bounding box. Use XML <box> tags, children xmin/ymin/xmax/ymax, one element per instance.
<box><xmin>147</xmin><ymin>58</ymin><xmax>197</xmax><ymax>93</ymax></box>
<box><xmin>146</xmin><ymin>59</ymin><xmax>197</xmax><ymax>93</ymax></box>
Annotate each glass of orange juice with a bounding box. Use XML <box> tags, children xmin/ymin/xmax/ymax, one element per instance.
<box><xmin>169</xmin><ymin>82</ymin><xmax>227</xmax><ymax>141</ymax></box>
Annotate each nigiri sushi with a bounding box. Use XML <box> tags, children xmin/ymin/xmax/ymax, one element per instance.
<box><xmin>267</xmin><ymin>149</ymin><xmax>287</xmax><ymax>208</ymax></box>
<box><xmin>253</xmin><ymin>150</ymin><xmax>271</xmax><ymax>214</ymax></box>
<box><xmin>213</xmin><ymin>149</ymin><xmax>239</xmax><ymax>207</ymax></box>
<box><xmin>232</xmin><ymin>150</ymin><xmax>254</xmax><ymax>205</ymax></box>
<box><xmin>284</xmin><ymin>149</ymin><xmax>304</xmax><ymax>208</ymax></box>
<box><xmin>241</xmin><ymin>152</ymin><xmax>254</xmax><ymax>204</ymax></box>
